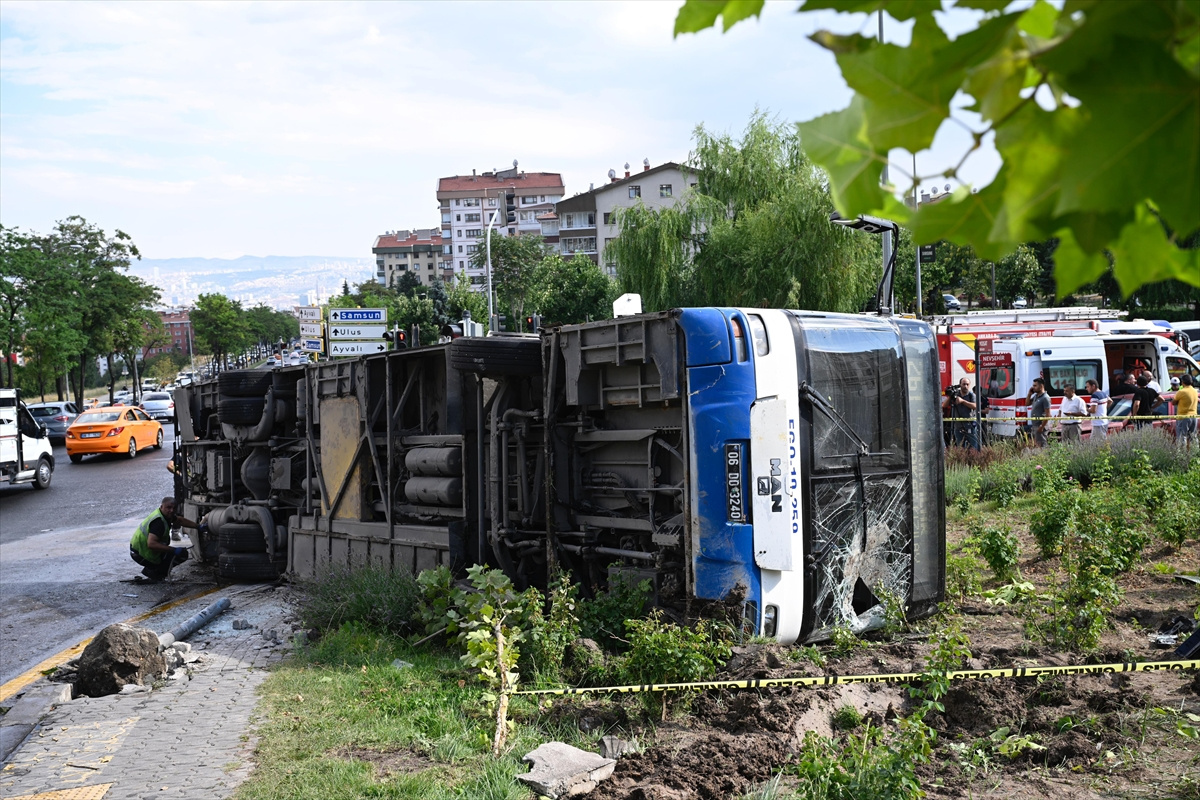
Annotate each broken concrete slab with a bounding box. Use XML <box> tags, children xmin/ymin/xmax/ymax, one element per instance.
<box><xmin>599</xmin><ymin>735</ymin><xmax>638</xmax><ymax>760</ymax></box>
<box><xmin>518</xmin><ymin>741</ymin><xmax>616</xmax><ymax>798</ymax></box>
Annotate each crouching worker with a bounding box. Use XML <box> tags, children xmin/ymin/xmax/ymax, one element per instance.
<box><xmin>130</xmin><ymin>497</ymin><xmax>204</xmax><ymax>582</ymax></box>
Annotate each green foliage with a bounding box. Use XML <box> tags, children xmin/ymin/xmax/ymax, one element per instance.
<box><xmin>1150</xmin><ymin>464</ymin><xmax>1200</xmax><ymax>548</ymax></box>
<box><xmin>969</xmin><ymin>519</ymin><xmax>1020</xmax><ymax>583</ymax></box>
<box><xmin>609</xmin><ymin>112</ymin><xmax>879</xmax><ymax>312</ymax></box>
<box><xmin>300</xmin><ymin>565</ymin><xmax>422</xmax><ymax>637</ymax></box>
<box><xmin>832</xmin><ymin>704</ymin><xmax>863</xmax><ymax>731</ymax></box>
<box><xmin>677</xmin><ymin>0</ymin><xmax>1200</xmax><ymax>299</ymax></box>
<box><xmin>416</xmin><ymin>565</ymin><xmax>457</xmax><ymax>635</ymax></box>
<box><xmin>1029</xmin><ymin>560</ymin><xmax>1121</xmax><ymax>654</ymax></box>
<box><xmin>452</xmin><ymin>566</ymin><xmax>529</xmax><ymax>702</ymax></box>
<box><xmin>468</xmin><ymin>234</ymin><xmax>551</xmax><ymax>329</ymax></box>
<box><xmin>945</xmin><ymin>464</ymin><xmax>980</xmax><ymax>514</ymax></box>
<box><xmin>191</xmin><ymin>292</ymin><xmax>249</xmax><ymax>366</ymax></box>
<box><xmin>578</xmin><ymin>574</ymin><xmax>653</xmax><ymax>650</ymax></box>
<box><xmin>979</xmin><ymin>456</ymin><xmax>1030</xmax><ymax>508</ymax></box>
<box><xmin>529</xmin><ymin>253</ymin><xmax>616</xmax><ymax>326</ymax></box>
<box><xmin>946</xmin><ymin>548</ymin><xmax>984</xmax><ymax>604</ymax></box>
<box><xmin>828</xmin><ymin>623</ymin><xmax>865</xmax><ymax>657</ymax></box>
<box><xmin>790</xmin><ymin>720</ymin><xmax>929</xmax><ymax>800</ymax></box>
<box><xmin>875</xmin><ymin>584</ymin><xmax>909</xmax><ymax>638</ymax></box>
<box><xmin>521</xmin><ymin>572</ymin><xmax>581</xmax><ymax>684</ymax></box>
<box><xmin>621</xmin><ymin>612</ymin><xmax>732</xmax><ymax>686</ymax></box>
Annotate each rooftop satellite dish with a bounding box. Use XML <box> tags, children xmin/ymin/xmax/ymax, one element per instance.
<box><xmin>643</xmin><ymin>157</ymin><xmax>650</xmax><ymax>167</ymax></box>
<box><xmin>931</xmin><ymin>186</ymin><xmax>939</xmax><ymax>195</ymax></box>
<box><xmin>624</xmin><ymin>162</ymin><xmax>630</xmax><ymax>171</ymax></box>
<box><xmin>608</xmin><ymin>168</ymin><xmax>617</xmax><ymax>179</ymax></box>
<box><xmin>513</xmin><ymin>159</ymin><xmax>518</xmax><ymax>169</ymax></box>
<box><xmin>945</xmin><ymin>183</ymin><xmax>951</xmax><ymax>192</ymax></box>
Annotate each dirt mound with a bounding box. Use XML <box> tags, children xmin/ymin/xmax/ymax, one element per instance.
<box><xmin>583</xmin><ymin>732</ymin><xmax>782</xmax><ymax>800</ymax></box>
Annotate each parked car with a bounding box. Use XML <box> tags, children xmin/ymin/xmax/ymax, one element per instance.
<box><xmin>1011</xmin><ymin>297</ymin><xmax>1028</xmax><ymax>309</ymax></box>
<box><xmin>943</xmin><ymin>293</ymin><xmax>961</xmax><ymax>312</ymax></box>
<box><xmin>65</xmin><ymin>407</ymin><xmax>163</xmax><ymax>462</ymax></box>
<box><xmin>27</xmin><ymin>401</ymin><xmax>79</xmax><ymax>444</ymax></box>
<box><xmin>139</xmin><ymin>392</ymin><xmax>175</xmax><ymax>422</ymax></box>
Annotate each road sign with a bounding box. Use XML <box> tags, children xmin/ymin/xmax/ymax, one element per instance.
<box><xmin>329</xmin><ymin>324</ymin><xmax>387</xmax><ymax>340</ymax></box>
<box><xmin>300</xmin><ymin>338</ymin><xmax>324</xmax><ymax>353</ymax></box>
<box><xmin>919</xmin><ymin>244</ymin><xmax>937</xmax><ymax>264</ymax></box>
<box><xmin>328</xmin><ymin>308</ymin><xmax>386</xmax><ymax>323</ymax></box>
<box><xmin>299</xmin><ymin>322</ymin><xmax>324</xmax><ymax>337</ymax></box>
<box><xmin>979</xmin><ymin>352</ymin><xmax>1013</xmax><ymax>369</ymax></box>
<box><xmin>329</xmin><ymin>341</ymin><xmax>388</xmax><ymax>357</ymax></box>
<box><xmin>294</xmin><ymin>306</ymin><xmax>322</xmax><ymax>321</ymax></box>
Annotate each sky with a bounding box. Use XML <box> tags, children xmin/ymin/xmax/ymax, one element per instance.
<box><xmin>0</xmin><ymin>0</ymin><xmax>1001</xmax><ymax>260</ymax></box>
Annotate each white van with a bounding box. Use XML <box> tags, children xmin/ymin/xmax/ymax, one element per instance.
<box><xmin>979</xmin><ymin>331</ymin><xmax>1200</xmax><ymax>437</ymax></box>
<box><xmin>0</xmin><ymin>388</ymin><xmax>55</xmax><ymax>490</ymax></box>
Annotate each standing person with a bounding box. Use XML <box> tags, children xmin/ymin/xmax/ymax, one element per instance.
<box><xmin>1085</xmin><ymin>379</ymin><xmax>1110</xmax><ymax>439</ymax></box>
<box><xmin>1144</xmin><ymin>370</ymin><xmax>1162</xmax><ymax>393</ymax></box>
<box><xmin>129</xmin><ymin>497</ymin><xmax>204</xmax><ymax>582</ymax></box>
<box><xmin>1059</xmin><ymin>384</ymin><xmax>1087</xmax><ymax>443</ymax></box>
<box><xmin>942</xmin><ymin>377</ymin><xmax>978</xmax><ymax>450</ymax></box>
<box><xmin>1133</xmin><ymin>373</ymin><xmax>1160</xmax><ymax>429</ymax></box>
<box><xmin>1027</xmin><ymin>377</ymin><xmax>1051</xmax><ymax>447</ymax></box>
<box><xmin>1175</xmin><ymin>374</ymin><xmax>1198</xmax><ymax>450</ymax></box>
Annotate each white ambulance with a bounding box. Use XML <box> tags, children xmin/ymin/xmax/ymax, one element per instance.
<box><xmin>0</xmin><ymin>388</ymin><xmax>55</xmax><ymax>490</ymax></box>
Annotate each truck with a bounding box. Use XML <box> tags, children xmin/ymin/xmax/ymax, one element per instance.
<box><xmin>173</xmin><ymin>307</ymin><xmax>946</xmax><ymax>644</ymax></box>
<box><xmin>0</xmin><ymin>388</ymin><xmax>55</xmax><ymax>490</ymax></box>
<box><xmin>979</xmin><ymin>331</ymin><xmax>1200</xmax><ymax>438</ymax></box>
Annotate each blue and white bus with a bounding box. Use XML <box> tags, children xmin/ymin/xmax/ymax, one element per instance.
<box><xmin>538</xmin><ymin>308</ymin><xmax>946</xmax><ymax>643</ymax></box>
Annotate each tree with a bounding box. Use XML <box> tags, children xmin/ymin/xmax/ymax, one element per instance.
<box><xmin>469</xmin><ymin>235</ymin><xmax>551</xmax><ymax>329</ymax></box>
<box><xmin>191</xmin><ymin>293</ymin><xmax>249</xmax><ymax>371</ymax></box>
<box><xmin>610</xmin><ymin>112</ymin><xmax>879</xmax><ymax>312</ymax></box>
<box><xmin>531</xmin><ymin>253</ymin><xmax>618</xmax><ymax>325</ymax></box>
<box><xmin>996</xmin><ymin>245</ymin><xmax>1042</xmax><ymax>307</ymax></box>
<box><xmin>676</xmin><ymin>0</ymin><xmax>1200</xmax><ymax>299</ymax></box>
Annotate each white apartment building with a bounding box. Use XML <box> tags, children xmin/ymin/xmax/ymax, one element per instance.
<box><xmin>554</xmin><ymin>161</ymin><xmax>690</xmax><ymax>276</ymax></box>
<box><xmin>372</xmin><ymin>229</ymin><xmax>452</xmax><ymax>287</ymax></box>
<box><xmin>437</xmin><ymin>164</ymin><xmax>565</xmax><ymax>289</ymax></box>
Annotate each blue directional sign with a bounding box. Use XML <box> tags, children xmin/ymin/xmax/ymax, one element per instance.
<box><xmin>328</xmin><ymin>308</ymin><xmax>386</xmax><ymax>323</ymax></box>
<box><xmin>300</xmin><ymin>338</ymin><xmax>324</xmax><ymax>353</ymax></box>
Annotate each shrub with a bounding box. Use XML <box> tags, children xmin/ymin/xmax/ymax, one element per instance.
<box><xmin>1029</xmin><ymin>560</ymin><xmax>1121</xmax><ymax>653</ymax></box>
<box><xmin>969</xmin><ymin>519</ymin><xmax>1020</xmax><ymax>582</ymax></box>
<box><xmin>1151</xmin><ymin>465</ymin><xmax>1200</xmax><ymax>548</ymax></box>
<box><xmin>979</xmin><ymin>457</ymin><xmax>1031</xmax><ymax>508</ymax></box>
<box><xmin>522</xmin><ymin>571</ymin><xmax>580</xmax><ymax>684</ymax></box>
<box><xmin>621</xmin><ymin>612</ymin><xmax>732</xmax><ymax>686</ymax></box>
<box><xmin>300</xmin><ymin>565</ymin><xmax>421</xmax><ymax>637</ymax></box>
<box><xmin>578</xmin><ymin>572</ymin><xmax>653</xmax><ymax>650</ymax></box>
<box><xmin>790</xmin><ymin>720</ymin><xmax>929</xmax><ymax>800</ymax></box>
<box><xmin>946</xmin><ymin>549</ymin><xmax>984</xmax><ymax>602</ymax></box>
<box><xmin>833</xmin><ymin>704</ymin><xmax>863</xmax><ymax>731</ymax></box>
<box><xmin>945</xmin><ymin>464</ymin><xmax>981</xmax><ymax>514</ymax></box>
<box><xmin>927</xmin><ymin>623</ymin><xmax>972</xmax><ymax>672</ymax></box>
<box><xmin>1029</xmin><ymin>483</ymin><xmax>1078</xmax><ymax>559</ymax></box>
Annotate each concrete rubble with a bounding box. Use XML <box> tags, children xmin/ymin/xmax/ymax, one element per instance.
<box><xmin>518</xmin><ymin>741</ymin><xmax>617</xmax><ymax>798</ymax></box>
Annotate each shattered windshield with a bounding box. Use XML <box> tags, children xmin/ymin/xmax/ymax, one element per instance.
<box><xmin>802</xmin><ymin>321</ymin><xmax>908</xmax><ymax>472</ymax></box>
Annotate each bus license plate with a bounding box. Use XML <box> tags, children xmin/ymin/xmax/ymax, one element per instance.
<box><xmin>725</xmin><ymin>443</ymin><xmax>746</xmax><ymax>523</ymax></box>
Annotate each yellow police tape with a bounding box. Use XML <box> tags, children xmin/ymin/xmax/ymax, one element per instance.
<box><xmin>953</xmin><ymin>414</ymin><xmax>1191</xmax><ymax>423</ymax></box>
<box><xmin>511</xmin><ymin>658</ymin><xmax>1199</xmax><ymax>697</ymax></box>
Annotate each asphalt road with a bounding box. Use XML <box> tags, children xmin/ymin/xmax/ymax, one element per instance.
<box><xmin>0</xmin><ymin>424</ymin><xmax>211</xmax><ymax>686</ymax></box>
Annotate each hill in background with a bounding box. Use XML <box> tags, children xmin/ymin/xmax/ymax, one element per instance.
<box><xmin>129</xmin><ymin>254</ymin><xmax>375</xmax><ymax>309</ymax></box>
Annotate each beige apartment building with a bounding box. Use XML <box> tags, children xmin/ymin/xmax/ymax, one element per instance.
<box><xmin>552</xmin><ymin>160</ymin><xmax>690</xmax><ymax>276</ymax></box>
<box><xmin>437</xmin><ymin>164</ymin><xmax>565</xmax><ymax>289</ymax></box>
<box><xmin>372</xmin><ymin>229</ymin><xmax>452</xmax><ymax>287</ymax></box>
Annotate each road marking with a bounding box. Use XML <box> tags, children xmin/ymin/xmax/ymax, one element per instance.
<box><xmin>9</xmin><ymin>784</ymin><xmax>113</xmax><ymax>800</ymax></box>
<box><xmin>0</xmin><ymin>586</ymin><xmax>222</xmax><ymax>703</ymax></box>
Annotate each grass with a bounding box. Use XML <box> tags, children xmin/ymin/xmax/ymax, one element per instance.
<box><xmin>236</xmin><ymin>623</ymin><xmax>585</xmax><ymax>800</ymax></box>
<box><xmin>298</xmin><ymin>565</ymin><xmax>422</xmax><ymax>638</ymax></box>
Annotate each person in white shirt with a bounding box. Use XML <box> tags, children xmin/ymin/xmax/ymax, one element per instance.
<box><xmin>1059</xmin><ymin>383</ymin><xmax>1088</xmax><ymax>443</ymax></box>
<box><xmin>1144</xmin><ymin>371</ymin><xmax>1162</xmax><ymax>393</ymax></box>
<box><xmin>1084</xmin><ymin>379</ymin><xmax>1109</xmax><ymax>439</ymax></box>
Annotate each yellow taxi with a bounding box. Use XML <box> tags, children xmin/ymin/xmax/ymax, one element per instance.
<box><xmin>65</xmin><ymin>406</ymin><xmax>164</xmax><ymax>463</ymax></box>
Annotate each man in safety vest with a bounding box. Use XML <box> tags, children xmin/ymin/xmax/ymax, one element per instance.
<box><xmin>130</xmin><ymin>497</ymin><xmax>204</xmax><ymax>582</ymax></box>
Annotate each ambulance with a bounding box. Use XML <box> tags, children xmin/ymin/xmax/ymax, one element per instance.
<box><xmin>980</xmin><ymin>331</ymin><xmax>1200</xmax><ymax>438</ymax></box>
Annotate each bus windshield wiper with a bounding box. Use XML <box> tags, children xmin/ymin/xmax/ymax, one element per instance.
<box><xmin>799</xmin><ymin>382</ymin><xmax>888</xmax><ymax>459</ymax></box>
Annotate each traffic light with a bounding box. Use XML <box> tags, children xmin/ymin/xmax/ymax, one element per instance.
<box><xmin>382</xmin><ymin>329</ymin><xmax>407</xmax><ymax>349</ymax></box>
<box><xmin>525</xmin><ymin>314</ymin><xmax>542</xmax><ymax>332</ymax></box>
<box><xmin>505</xmin><ymin>192</ymin><xmax>516</xmax><ymax>224</ymax></box>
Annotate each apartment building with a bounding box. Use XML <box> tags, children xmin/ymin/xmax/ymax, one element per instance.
<box><xmin>145</xmin><ymin>308</ymin><xmax>194</xmax><ymax>357</ymax></box>
<box><xmin>372</xmin><ymin>229</ymin><xmax>452</xmax><ymax>287</ymax></box>
<box><xmin>554</xmin><ymin>160</ymin><xmax>689</xmax><ymax>276</ymax></box>
<box><xmin>437</xmin><ymin>163</ymin><xmax>564</xmax><ymax>288</ymax></box>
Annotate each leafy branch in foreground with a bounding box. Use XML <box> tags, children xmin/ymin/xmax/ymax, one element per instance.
<box><xmin>675</xmin><ymin>0</ymin><xmax>1200</xmax><ymax>298</ymax></box>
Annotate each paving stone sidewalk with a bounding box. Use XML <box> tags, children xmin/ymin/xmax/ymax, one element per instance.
<box><xmin>1</xmin><ymin>584</ymin><xmax>300</xmax><ymax>800</ymax></box>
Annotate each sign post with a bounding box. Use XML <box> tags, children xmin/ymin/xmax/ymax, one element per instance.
<box><xmin>326</xmin><ymin>308</ymin><xmax>389</xmax><ymax>358</ymax></box>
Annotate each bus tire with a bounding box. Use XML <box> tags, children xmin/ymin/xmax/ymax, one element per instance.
<box><xmin>218</xmin><ymin>370</ymin><xmax>273</xmax><ymax>397</ymax></box>
<box><xmin>217</xmin><ymin>396</ymin><xmax>266</xmax><ymax>425</ymax></box>
<box><xmin>217</xmin><ymin>552</ymin><xmax>279</xmax><ymax>582</ymax></box>
<box><xmin>450</xmin><ymin>337</ymin><xmax>541</xmax><ymax>376</ymax></box>
<box><xmin>219</xmin><ymin>522</ymin><xmax>268</xmax><ymax>553</ymax></box>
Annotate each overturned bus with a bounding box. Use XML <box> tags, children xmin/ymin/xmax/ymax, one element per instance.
<box><xmin>173</xmin><ymin>308</ymin><xmax>945</xmax><ymax>643</ymax></box>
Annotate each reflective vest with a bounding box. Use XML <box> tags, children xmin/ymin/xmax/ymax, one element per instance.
<box><xmin>131</xmin><ymin>508</ymin><xmax>168</xmax><ymax>563</ymax></box>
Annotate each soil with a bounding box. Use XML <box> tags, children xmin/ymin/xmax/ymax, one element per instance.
<box><xmin>564</xmin><ymin>508</ymin><xmax>1200</xmax><ymax>800</ymax></box>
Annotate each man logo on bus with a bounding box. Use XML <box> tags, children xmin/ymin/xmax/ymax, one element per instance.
<box><xmin>757</xmin><ymin>458</ymin><xmax>784</xmax><ymax>513</ymax></box>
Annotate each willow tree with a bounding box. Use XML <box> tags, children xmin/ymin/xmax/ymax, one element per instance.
<box><xmin>609</xmin><ymin>112</ymin><xmax>879</xmax><ymax>312</ymax></box>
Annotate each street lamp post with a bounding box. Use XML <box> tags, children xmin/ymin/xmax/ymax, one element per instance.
<box><xmin>830</xmin><ymin>212</ymin><xmax>900</xmax><ymax>315</ymax></box>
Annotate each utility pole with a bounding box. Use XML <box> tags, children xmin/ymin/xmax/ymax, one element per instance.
<box><xmin>914</xmin><ymin>153</ymin><xmax>923</xmax><ymax>317</ymax></box>
<box><xmin>485</xmin><ymin>190</ymin><xmax>501</xmax><ymax>330</ymax></box>
<box><xmin>878</xmin><ymin>10</ymin><xmax>892</xmax><ymax>292</ymax></box>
